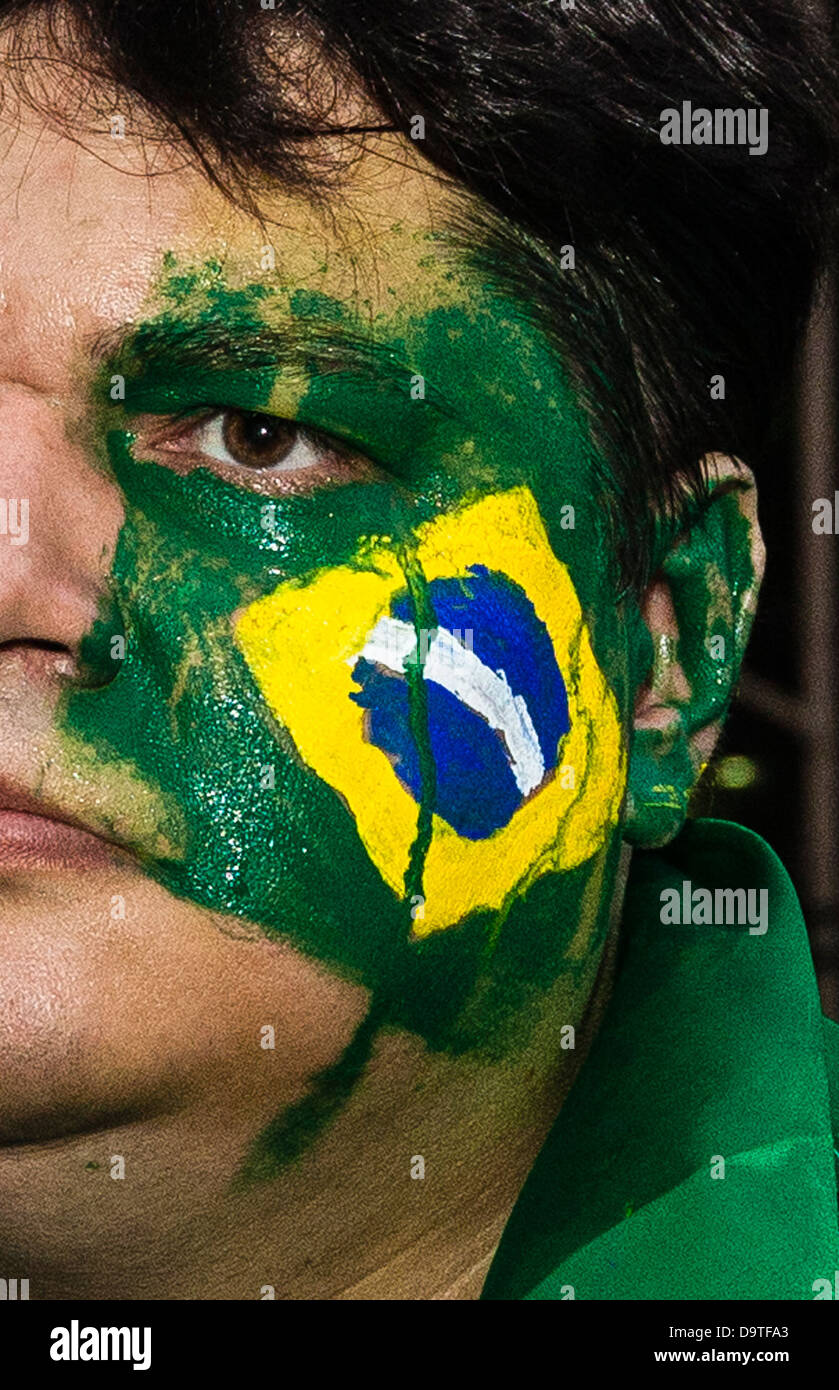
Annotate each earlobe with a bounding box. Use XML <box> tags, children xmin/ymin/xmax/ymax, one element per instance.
<box><xmin>622</xmin><ymin>456</ymin><xmax>765</xmax><ymax>848</ymax></box>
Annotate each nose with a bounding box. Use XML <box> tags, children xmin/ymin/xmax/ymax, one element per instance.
<box><xmin>0</xmin><ymin>384</ymin><xmax>125</xmax><ymax>679</ymax></box>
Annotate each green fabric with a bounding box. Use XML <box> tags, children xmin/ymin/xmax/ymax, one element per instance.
<box><xmin>482</xmin><ymin>819</ymin><xmax>839</xmax><ymax>1300</ymax></box>
<box><xmin>821</xmin><ymin>1014</ymin><xmax>839</xmax><ymax>1195</ymax></box>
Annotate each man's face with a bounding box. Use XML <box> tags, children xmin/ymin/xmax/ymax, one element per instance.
<box><xmin>0</xmin><ymin>63</ymin><xmax>633</xmax><ymax>1167</ymax></box>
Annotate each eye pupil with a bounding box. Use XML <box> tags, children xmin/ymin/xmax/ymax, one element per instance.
<box><xmin>222</xmin><ymin>411</ymin><xmax>296</xmax><ymax>468</ymax></box>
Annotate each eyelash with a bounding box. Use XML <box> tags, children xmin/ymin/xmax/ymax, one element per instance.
<box><xmin>131</xmin><ymin>407</ymin><xmax>378</xmax><ymax>494</ymax></box>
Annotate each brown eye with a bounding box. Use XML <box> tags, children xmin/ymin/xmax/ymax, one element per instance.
<box><xmin>220</xmin><ymin>411</ymin><xmax>297</xmax><ymax>468</ymax></box>
<box><xmin>135</xmin><ymin>406</ymin><xmax>377</xmax><ymax>494</ymax></box>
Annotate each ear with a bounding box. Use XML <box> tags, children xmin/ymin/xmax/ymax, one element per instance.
<box><xmin>623</xmin><ymin>455</ymin><xmax>765</xmax><ymax>848</ymax></box>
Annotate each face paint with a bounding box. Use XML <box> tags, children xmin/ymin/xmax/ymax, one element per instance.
<box><xmin>53</xmin><ymin>242</ymin><xmax>634</xmax><ymax>1173</ymax></box>
<box><xmin>236</xmin><ymin>486</ymin><xmax>625</xmax><ymax>935</ymax></box>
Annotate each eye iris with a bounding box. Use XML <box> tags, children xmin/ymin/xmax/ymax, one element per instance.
<box><xmin>222</xmin><ymin>411</ymin><xmax>297</xmax><ymax>468</ymax></box>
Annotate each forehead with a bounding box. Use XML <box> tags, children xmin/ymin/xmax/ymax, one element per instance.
<box><xmin>0</xmin><ymin>55</ymin><xmax>607</xmax><ymax>603</ymax></box>
<box><xmin>0</xmin><ymin>83</ymin><xmax>465</xmax><ymax>391</ymax></box>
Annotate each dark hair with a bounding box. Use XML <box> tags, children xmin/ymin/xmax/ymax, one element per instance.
<box><xmin>2</xmin><ymin>0</ymin><xmax>837</xmax><ymax>588</ymax></box>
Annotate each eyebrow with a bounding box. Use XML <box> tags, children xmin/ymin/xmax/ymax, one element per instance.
<box><xmin>88</xmin><ymin>314</ymin><xmax>452</xmax><ymax>413</ymax></box>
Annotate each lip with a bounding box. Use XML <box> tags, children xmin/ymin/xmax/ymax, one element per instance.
<box><xmin>0</xmin><ymin>782</ymin><xmax>128</xmax><ymax>870</ymax></box>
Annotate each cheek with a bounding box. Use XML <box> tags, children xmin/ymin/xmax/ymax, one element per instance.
<box><xmin>58</xmin><ymin>450</ymin><xmax>428</xmax><ymax>991</ymax></box>
<box><xmin>0</xmin><ymin>867</ymin><xmax>368</xmax><ymax>1146</ymax></box>
<box><xmin>59</xmin><ymin>461</ymin><xmax>628</xmax><ymax>1048</ymax></box>
<box><xmin>234</xmin><ymin>486</ymin><xmax>627</xmax><ymax>939</ymax></box>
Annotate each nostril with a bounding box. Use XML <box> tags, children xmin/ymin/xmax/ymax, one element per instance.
<box><xmin>73</xmin><ymin>594</ymin><xmax>128</xmax><ymax>690</ymax></box>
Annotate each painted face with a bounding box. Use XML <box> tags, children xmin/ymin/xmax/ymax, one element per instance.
<box><xmin>77</xmin><ymin>244</ymin><xmax>631</xmax><ymax>1044</ymax></box>
<box><xmin>0</xmin><ymin>74</ymin><xmax>639</xmax><ymax>1182</ymax></box>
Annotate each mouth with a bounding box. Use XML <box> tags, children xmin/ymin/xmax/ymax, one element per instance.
<box><xmin>0</xmin><ymin>783</ymin><xmax>131</xmax><ymax>871</ymax></box>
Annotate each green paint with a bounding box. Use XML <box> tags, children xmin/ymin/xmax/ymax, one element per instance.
<box><xmin>398</xmin><ymin>543</ymin><xmax>439</xmax><ymax>913</ymax></box>
<box><xmin>626</xmin><ymin>480</ymin><xmax>761</xmax><ymax>846</ymax></box>
<box><xmin>53</xmin><ymin>244</ymin><xmax>756</xmax><ymax>1178</ymax></box>
<box><xmin>234</xmin><ymin>1005</ymin><xmax>384</xmax><ymax>1187</ymax></box>
<box><xmin>288</xmin><ymin>288</ymin><xmax>346</xmax><ymax>321</ymax></box>
<box><xmin>68</xmin><ymin>250</ymin><xmax>619</xmax><ymax>997</ymax></box>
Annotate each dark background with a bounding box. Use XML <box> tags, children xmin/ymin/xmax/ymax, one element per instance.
<box><xmin>692</xmin><ymin>273</ymin><xmax>839</xmax><ymax>1021</ymax></box>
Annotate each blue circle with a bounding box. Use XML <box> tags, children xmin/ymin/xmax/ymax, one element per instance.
<box><xmin>350</xmin><ymin>566</ymin><xmax>570</xmax><ymax>839</ymax></box>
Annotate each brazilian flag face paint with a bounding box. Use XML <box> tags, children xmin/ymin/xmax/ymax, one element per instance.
<box><xmin>236</xmin><ymin>487</ymin><xmax>625</xmax><ymax>936</ymax></box>
<box><xmin>61</xmin><ymin>243</ymin><xmax>637</xmax><ymax>1064</ymax></box>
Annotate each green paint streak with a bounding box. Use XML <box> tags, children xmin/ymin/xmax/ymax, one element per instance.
<box><xmin>398</xmin><ymin>543</ymin><xmax>438</xmax><ymax>912</ymax></box>
<box><xmin>233</xmin><ymin>1006</ymin><xmax>384</xmax><ymax>1187</ymax></box>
